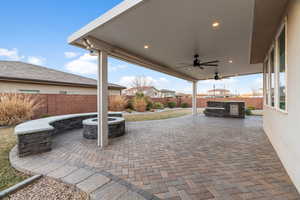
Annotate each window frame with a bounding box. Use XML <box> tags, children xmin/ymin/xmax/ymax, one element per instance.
<box><xmin>269</xmin><ymin>45</ymin><xmax>276</xmax><ymax>108</ymax></box>
<box><xmin>263</xmin><ymin>17</ymin><xmax>288</xmax><ymax>114</ymax></box>
<box><xmin>263</xmin><ymin>59</ymin><xmax>269</xmax><ymax>106</ymax></box>
<box><xmin>275</xmin><ymin>18</ymin><xmax>288</xmax><ymax>112</ymax></box>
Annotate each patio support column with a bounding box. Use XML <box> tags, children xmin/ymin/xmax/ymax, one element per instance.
<box><xmin>97</xmin><ymin>50</ymin><xmax>108</xmax><ymax>148</ymax></box>
<box><xmin>192</xmin><ymin>81</ymin><xmax>198</xmax><ymax>115</ymax></box>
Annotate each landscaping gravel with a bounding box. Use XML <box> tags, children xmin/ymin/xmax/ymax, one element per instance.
<box><xmin>6</xmin><ymin>177</ymin><xmax>87</xmax><ymax>200</ymax></box>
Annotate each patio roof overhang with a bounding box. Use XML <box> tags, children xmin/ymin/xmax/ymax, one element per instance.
<box><xmin>68</xmin><ymin>0</ymin><xmax>289</xmax><ymax>81</ymax></box>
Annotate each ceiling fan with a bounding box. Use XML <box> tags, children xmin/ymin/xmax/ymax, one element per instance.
<box><xmin>177</xmin><ymin>54</ymin><xmax>219</xmax><ymax>70</ymax></box>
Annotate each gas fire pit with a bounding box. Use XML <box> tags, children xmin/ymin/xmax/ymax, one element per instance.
<box><xmin>82</xmin><ymin>117</ymin><xmax>125</xmax><ymax>139</ymax></box>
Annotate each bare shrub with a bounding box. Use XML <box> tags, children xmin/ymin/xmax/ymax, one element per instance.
<box><xmin>108</xmin><ymin>95</ymin><xmax>128</xmax><ymax>111</ymax></box>
<box><xmin>0</xmin><ymin>93</ymin><xmax>43</xmax><ymax>126</ymax></box>
<box><xmin>132</xmin><ymin>96</ymin><xmax>147</xmax><ymax>112</ymax></box>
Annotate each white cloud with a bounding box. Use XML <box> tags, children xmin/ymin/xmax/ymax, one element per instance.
<box><xmin>27</xmin><ymin>56</ymin><xmax>46</xmax><ymax>65</ymax></box>
<box><xmin>252</xmin><ymin>77</ymin><xmax>263</xmax><ymax>90</ymax></box>
<box><xmin>108</xmin><ymin>64</ymin><xmax>127</xmax><ymax>72</ymax></box>
<box><xmin>118</xmin><ymin>75</ymin><xmax>170</xmax><ymax>89</ymax></box>
<box><xmin>0</xmin><ymin>48</ymin><xmax>24</xmax><ymax>60</ymax></box>
<box><xmin>64</xmin><ymin>52</ymin><xmax>80</xmax><ymax>59</ymax></box>
<box><xmin>65</xmin><ymin>53</ymin><xmax>128</xmax><ymax>75</ymax></box>
<box><xmin>177</xmin><ymin>85</ymin><xmax>192</xmax><ymax>94</ymax></box>
<box><xmin>65</xmin><ymin>53</ymin><xmax>97</xmax><ymax>75</ymax></box>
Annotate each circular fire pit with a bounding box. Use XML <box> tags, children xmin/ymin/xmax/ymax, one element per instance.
<box><xmin>82</xmin><ymin>117</ymin><xmax>125</xmax><ymax>139</ymax></box>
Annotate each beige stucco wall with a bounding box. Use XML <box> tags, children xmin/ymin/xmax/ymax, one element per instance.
<box><xmin>263</xmin><ymin>0</ymin><xmax>300</xmax><ymax>192</ymax></box>
<box><xmin>0</xmin><ymin>81</ymin><xmax>121</xmax><ymax>95</ymax></box>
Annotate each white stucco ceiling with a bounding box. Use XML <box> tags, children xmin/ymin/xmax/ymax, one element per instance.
<box><xmin>69</xmin><ymin>0</ymin><xmax>263</xmax><ymax>80</ymax></box>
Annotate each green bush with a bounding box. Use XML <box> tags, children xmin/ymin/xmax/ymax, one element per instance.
<box><xmin>146</xmin><ymin>101</ymin><xmax>153</xmax><ymax>111</ymax></box>
<box><xmin>245</xmin><ymin>109</ymin><xmax>252</xmax><ymax>115</ymax></box>
<box><xmin>127</xmin><ymin>99</ymin><xmax>133</xmax><ymax>109</ymax></box>
<box><xmin>153</xmin><ymin>102</ymin><xmax>164</xmax><ymax>109</ymax></box>
<box><xmin>167</xmin><ymin>101</ymin><xmax>177</xmax><ymax>108</ymax></box>
<box><xmin>180</xmin><ymin>102</ymin><xmax>189</xmax><ymax>108</ymax></box>
<box><xmin>247</xmin><ymin>106</ymin><xmax>256</xmax><ymax>110</ymax></box>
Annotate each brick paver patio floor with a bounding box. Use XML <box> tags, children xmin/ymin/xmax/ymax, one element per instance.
<box><xmin>13</xmin><ymin>115</ymin><xmax>300</xmax><ymax>200</ymax></box>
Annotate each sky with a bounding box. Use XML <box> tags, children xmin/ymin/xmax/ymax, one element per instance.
<box><xmin>0</xmin><ymin>0</ymin><xmax>262</xmax><ymax>94</ymax></box>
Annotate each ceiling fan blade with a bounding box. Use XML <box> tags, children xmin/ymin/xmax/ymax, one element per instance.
<box><xmin>200</xmin><ymin>60</ymin><xmax>219</xmax><ymax>65</ymax></box>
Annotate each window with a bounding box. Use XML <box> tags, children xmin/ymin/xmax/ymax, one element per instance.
<box><xmin>59</xmin><ymin>91</ymin><xmax>67</xmax><ymax>94</ymax></box>
<box><xmin>263</xmin><ymin>19</ymin><xmax>287</xmax><ymax>112</ymax></box>
<box><xmin>263</xmin><ymin>60</ymin><xmax>269</xmax><ymax>105</ymax></box>
<box><xmin>278</xmin><ymin>26</ymin><xmax>287</xmax><ymax>111</ymax></box>
<box><xmin>270</xmin><ymin>48</ymin><xmax>275</xmax><ymax>107</ymax></box>
<box><xmin>19</xmin><ymin>89</ymin><xmax>40</xmax><ymax>94</ymax></box>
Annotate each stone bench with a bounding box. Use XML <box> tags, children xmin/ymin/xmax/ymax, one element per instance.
<box><xmin>15</xmin><ymin>112</ymin><xmax>123</xmax><ymax>157</ymax></box>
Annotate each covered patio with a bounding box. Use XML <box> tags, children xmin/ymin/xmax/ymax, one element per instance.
<box><xmin>68</xmin><ymin>0</ymin><xmax>287</xmax><ymax>149</ymax></box>
<box><xmin>11</xmin><ymin>115</ymin><xmax>299</xmax><ymax>199</ymax></box>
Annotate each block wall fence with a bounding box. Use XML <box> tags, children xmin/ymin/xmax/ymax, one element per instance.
<box><xmin>25</xmin><ymin>94</ymin><xmax>262</xmax><ymax>118</ymax></box>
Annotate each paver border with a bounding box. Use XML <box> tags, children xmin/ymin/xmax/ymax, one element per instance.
<box><xmin>9</xmin><ymin>146</ymin><xmax>160</xmax><ymax>200</ymax></box>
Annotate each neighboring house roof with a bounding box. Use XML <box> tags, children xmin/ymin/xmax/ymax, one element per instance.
<box><xmin>0</xmin><ymin>61</ymin><xmax>126</xmax><ymax>89</ymax></box>
<box><xmin>160</xmin><ymin>89</ymin><xmax>175</xmax><ymax>93</ymax></box>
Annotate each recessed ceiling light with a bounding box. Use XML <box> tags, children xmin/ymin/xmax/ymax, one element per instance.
<box><xmin>212</xmin><ymin>22</ymin><xmax>220</xmax><ymax>28</ymax></box>
<box><xmin>144</xmin><ymin>45</ymin><xmax>149</xmax><ymax>49</ymax></box>
<box><xmin>229</xmin><ymin>60</ymin><xmax>233</xmax><ymax>63</ymax></box>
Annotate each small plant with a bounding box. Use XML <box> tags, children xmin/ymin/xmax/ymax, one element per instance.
<box><xmin>245</xmin><ymin>109</ymin><xmax>252</xmax><ymax>116</ymax></box>
<box><xmin>109</xmin><ymin>95</ymin><xmax>128</xmax><ymax>111</ymax></box>
<box><xmin>125</xmin><ymin>108</ymin><xmax>133</xmax><ymax>113</ymax></box>
<box><xmin>180</xmin><ymin>102</ymin><xmax>189</xmax><ymax>108</ymax></box>
<box><xmin>127</xmin><ymin>99</ymin><xmax>134</xmax><ymax>110</ymax></box>
<box><xmin>146</xmin><ymin>100</ymin><xmax>153</xmax><ymax>111</ymax></box>
<box><xmin>247</xmin><ymin>106</ymin><xmax>256</xmax><ymax>110</ymax></box>
<box><xmin>0</xmin><ymin>93</ymin><xmax>43</xmax><ymax>126</ymax></box>
<box><xmin>153</xmin><ymin>102</ymin><xmax>164</xmax><ymax>109</ymax></box>
<box><xmin>167</xmin><ymin>101</ymin><xmax>177</xmax><ymax>108</ymax></box>
<box><xmin>132</xmin><ymin>96</ymin><xmax>147</xmax><ymax>112</ymax></box>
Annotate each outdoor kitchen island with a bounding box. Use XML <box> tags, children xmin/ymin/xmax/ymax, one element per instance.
<box><xmin>204</xmin><ymin>101</ymin><xmax>245</xmax><ymax>118</ymax></box>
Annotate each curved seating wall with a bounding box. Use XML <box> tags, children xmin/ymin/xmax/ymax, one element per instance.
<box><xmin>15</xmin><ymin>112</ymin><xmax>123</xmax><ymax>157</ymax></box>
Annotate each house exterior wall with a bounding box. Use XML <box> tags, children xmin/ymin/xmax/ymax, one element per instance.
<box><xmin>0</xmin><ymin>81</ymin><xmax>122</xmax><ymax>95</ymax></box>
<box><xmin>159</xmin><ymin>91</ymin><xmax>176</xmax><ymax>98</ymax></box>
<box><xmin>263</xmin><ymin>0</ymin><xmax>300</xmax><ymax>192</ymax></box>
<box><xmin>123</xmin><ymin>87</ymin><xmax>160</xmax><ymax>97</ymax></box>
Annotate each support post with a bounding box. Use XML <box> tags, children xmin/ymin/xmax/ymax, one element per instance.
<box><xmin>192</xmin><ymin>81</ymin><xmax>198</xmax><ymax>115</ymax></box>
<box><xmin>97</xmin><ymin>51</ymin><xmax>108</xmax><ymax>147</ymax></box>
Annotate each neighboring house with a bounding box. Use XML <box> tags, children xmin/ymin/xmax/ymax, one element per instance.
<box><xmin>0</xmin><ymin>61</ymin><xmax>126</xmax><ymax>95</ymax></box>
<box><xmin>207</xmin><ymin>89</ymin><xmax>232</xmax><ymax>97</ymax></box>
<box><xmin>159</xmin><ymin>89</ymin><xmax>176</xmax><ymax>98</ymax></box>
<box><xmin>123</xmin><ymin>86</ymin><xmax>160</xmax><ymax>97</ymax></box>
<box><xmin>176</xmin><ymin>93</ymin><xmax>191</xmax><ymax>98</ymax></box>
